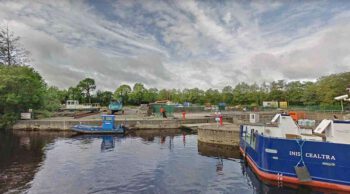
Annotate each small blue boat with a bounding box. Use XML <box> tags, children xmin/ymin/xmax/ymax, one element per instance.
<box><xmin>71</xmin><ymin>115</ymin><xmax>125</xmax><ymax>134</ymax></box>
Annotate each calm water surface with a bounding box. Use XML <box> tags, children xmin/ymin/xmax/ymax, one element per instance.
<box><xmin>0</xmin><ymin>130</ymin><xmax>327</xmax><ymax>193</ymax></box>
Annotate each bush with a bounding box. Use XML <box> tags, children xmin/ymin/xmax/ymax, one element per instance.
<box><xmin>0</xmin><ymin>65</ymin><xmax>46</xmax><ymax>129</ymax></box>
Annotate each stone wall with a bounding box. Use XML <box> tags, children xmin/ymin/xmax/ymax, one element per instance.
<box><xmin>197</xmin><ymin>124</ymin><xmax>240</xmax><ymax>146</ymax></box>
<box><xmin>197</xmin><ymin>141</ymin><xmax>240</xmax><ymax>159</ymax></box>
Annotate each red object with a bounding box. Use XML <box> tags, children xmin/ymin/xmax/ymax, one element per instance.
<box><xmin>289</xmin><ymin>111</ymin><xmax>306</xmax><ymax>122</ymax></box>
<box><xmin>219</xmin><ymin>115</ymin><xmax>223</xmax><ymax>126</ymax></box>
<box><xmin>182</xmin><ymin>111</ymin><xmax>186</xmax><ymax>120</ymax></box>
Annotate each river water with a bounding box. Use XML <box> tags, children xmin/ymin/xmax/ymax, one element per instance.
<box><xmin>0</xmin><ymin>130</ymin><xmax>324</xmax><ymax>194</ymax></box>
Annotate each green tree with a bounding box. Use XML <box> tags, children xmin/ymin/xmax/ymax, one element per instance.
<box><xmin>232</xmin><ymin>82</ymin><xmax>250</xmax><ymax>105</ymax></box>
<box><xmin>301</xmin><ymin>82</ymin><xmax>319</xmax><ymax>105</ymax></box>
<box><xmin>77</xmin><ymin>78</ymin><xmax>96</xmax><ymax>103</ymax></box>
<box><xmin>205</xmin><ymin>89</ymin><xmax>221</xmax><ymax>105</ymax></box>
<box><xmin>129</xmin><ymin>83</ymin><xmax>146</xmax><ymax>105</ymax></box>
<box><xmin>268</xmin><ymin>80</ymin><xmax>286</xmax><ymax>101</ymax></box>
<box><xmin>143</xmin><ymin>88</ymin><xmax>158</xmax><ymax>103</ymax></box>
<box><xmin>96</xmin><ymin>90</ymin><xmax>113</xmax><ymax>106</ymax></box>
<box><xmin>67</xmin><ymin>86</ymin><xmax>83</xmax><ymax>102</ymax></box>
<box><xmin>43</xmin><ymin>86</ymin><xmax>66</xmax><ymax>111</ymax></box>
<box><xmin>285</xmin><ymin>81</ymin><xmax>305</xmax><ymax>105</ymax></box>
<box><xmin>114</xmin><ymin>84</ymin><xmax>132</xmax><ymax>104</ymax></box>
<box><xmin>316</xmin><ymin>72</ymin><xmax>350</xmax><ymax>104</ymax></box>
<box><xmin>0</xmin><ymin>65</ymin><xmax>46</xmax><ymax>128</ymax></box>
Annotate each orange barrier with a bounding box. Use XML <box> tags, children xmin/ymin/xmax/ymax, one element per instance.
<box><xmin>289</xmin><ymin>111</ymin><xmax>306</xmax><ymax>121</ymax></box>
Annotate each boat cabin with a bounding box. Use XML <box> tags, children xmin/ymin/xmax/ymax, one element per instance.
<box><xmin>102</xmin><ymin>115</ymin><xmax>115</xmax><ymax>130</ymax></box>
<box><xmin>244</xmin><ymin>113</ymin><xmax>300</xmax><ymax>139</ymax></box>
<box><xmin>314</xmin><ymin>119</ymin><xmax>350</xmax><ymax>144</ymax></box>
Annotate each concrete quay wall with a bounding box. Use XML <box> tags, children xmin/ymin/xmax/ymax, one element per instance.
<box><xmin>12</xmin><ymin>117</ymin><xmax>219</xmax><ymax>131</ymax></box>
<box><xmin>197</xmin><ymin>124</ymin><xmax>240</xmax><ymax>146</ymax></box>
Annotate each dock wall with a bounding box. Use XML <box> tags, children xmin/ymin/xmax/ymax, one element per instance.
<box><xmin>197</xmin><ymin>124</ymin><xmax>240</xmax><ymax>146</ymax></box>
<box><xmin>12</xmin><ymin>117</ymin><xmax>224</xmax><ymax>131</ymax></box>
<box><xmin>12</xmin><ymin>111</ymin><xmax>342</xmax><ymax>131</ymax></box>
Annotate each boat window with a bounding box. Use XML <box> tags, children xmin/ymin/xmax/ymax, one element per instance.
<box><xmin>104</xmin><ymin>117</ymin><xmax>113</xmax><ymax>121</ymax></box>
<box><xmin>244</xmin><ymin>128</ymin><xmax>257</xmax><ymax>149</ymax></box>
<box><xmin>250</xmin><ymin>129</ymin><xmax>256</xmax><ymax>149</ymax></box>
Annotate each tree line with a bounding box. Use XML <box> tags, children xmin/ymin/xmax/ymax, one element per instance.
<box><xmin>57</xmin><ymin>72</ymin><xmax>350</xmax><ymax>108</ymax></box>
<box><xmin>1</xmin><ymin>24</ymin><xmax>350</xmax><ymax>128</ymax></box>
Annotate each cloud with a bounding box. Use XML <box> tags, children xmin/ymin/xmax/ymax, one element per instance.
<box><xmin>1</xmin><ymin>0</ymin><xmax>350</xmax><ymax>91</ymax></box>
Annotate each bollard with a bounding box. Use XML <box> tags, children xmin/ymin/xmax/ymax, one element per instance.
<box><xmin>219</xmin><ymin>115</ymin><xmax>223</xmax><ymax>126</ymax></box>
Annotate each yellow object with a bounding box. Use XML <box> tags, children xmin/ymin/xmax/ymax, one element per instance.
<box><xmin>279</xmin><ymin>101</ymin><xmax>288</xmax><ymax>109</ymax></box>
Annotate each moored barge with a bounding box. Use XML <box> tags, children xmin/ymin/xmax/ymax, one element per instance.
<box><xmin>240</xmin><ymin>113</ymin><xmax>350</xmax><ymax>192</ymax></box>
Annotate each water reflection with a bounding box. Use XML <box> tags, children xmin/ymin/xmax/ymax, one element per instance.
<box><xmin>0</xmin><ymin>130</ymin><xmax>344</xmax><ymax>194</ymax></box>
<box><xmin>241</xmin><ymin>161</ymin><xmax>315</xmax><ymax>194</ymax></box>
<box><xmin>0</xmin><ymin>130</ymin><xmax>73</xmax><ymax>193</ymax></box>
<box><xmin>101</xmin><ymin>136</ymin><xmax>115</xmax><ymax>151</ymax></box>
<box><xmin>216</xmin><ymin>157</ymin><xmax>224</xmax><ymax>175</ymax></box>
<box><xmin>72</xmin><ymin>134</ymin><xmax>120</xmax><ymax>152</ymax></box>
<box><xmin>197</xmin><ymin>140</ymin><xmax>241</xmax><ymax>159</ymax></box>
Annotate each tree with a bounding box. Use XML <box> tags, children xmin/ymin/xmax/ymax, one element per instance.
<box><xmin>114</xmin><ymin>84</ymin><xmax>132</xmax><ymax>104</ymax></box>
<box><xmin>285</xmin><ymin>81</ymin><xmax>305</xmax><ymax>105</ymax></box>
<box><xmin>43</xmin><ymin>86</ymin><xmax>66</xmax><ymax>111</ymax></box>
<box><xmin>143</xmin><ymin>88</ymin><xmax>158</xmax><ymax>103</ymax></box>
<box><xmin>268</xmin><ymin>80</ymin><xmax>286</xmax><ymax>101</ymax></box>
<box><xmin>96</xmin><ymin>90</ymin><xmax>113</xmax><ymax>106</ymax></box>
<box><xmin>302</xmin><ymin>82</ymin><xmax>319</xmax><ymax>105</ymax></box>
<box><xmin>316</xmin><ymin>72</ymin><xmax>350</xmax><ymax>105</ymax></box>
<box><xmin>205</xmin><ymin>89</ymin><xmax>221</xmax><ymax>105</ymax></box>
<box><xmin>0</xmin><ymin>24</ymin><xmax>29</xmax><ymax>65</ymax></box>
<box><xmin>67</xmin><ymin>86</ymin><xmax>83</xmax><ymax>102</ymax></box>
<box><xmin>222</xmin><ymin>86</ymin><xmax>233</xmax><ymax>105</ymax></box>
<box><xmin>129</xmin><ymin>83</ymin><xmax>146</xmax><ymax>105</ymax></box>
<box><xmin>0</xmin><ymin>65</ymin><xmax>46</xmax><ymax>128</ymax></box>
<box><xmin>232</xmin><ymin>82</ymin><xmax>250</xmax><ymax>105</ymax></box>
<box><xmin>77</xmin><ymin>78</ymin><xmax>96</xmax><ymax>103</ymax></box>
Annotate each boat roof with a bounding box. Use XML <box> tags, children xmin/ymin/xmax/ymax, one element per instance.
<box><xmin>102</xmin><ymin>115</ymin><xmax>115</xmax><ymax>118</ymax></box>
<box><xmin>333</xmin><ymin>120</ymin><xmax>350</xmax><ymax>124</ymax></box>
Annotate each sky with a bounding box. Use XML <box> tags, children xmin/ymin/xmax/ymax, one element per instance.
<box><xmin>1</xmin><ymin>0</ymin><xmax>350</xmax><ymax>91</ymax></box>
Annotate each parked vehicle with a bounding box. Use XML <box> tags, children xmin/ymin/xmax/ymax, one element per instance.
<box><xmin>62</xmin><ymin>100</ymin><xmax>100</xmax><ymax>111</ymax></box>
<box><xmin>108</xmin><ymin>100</ymin><xmax>123</xmax><ymax>114</ymax></box>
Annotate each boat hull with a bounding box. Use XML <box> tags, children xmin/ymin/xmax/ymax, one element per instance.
<box><xmin>239</xmin><ymin>125</ymin><xmax>350</xmax><ymax>192</ymax></box>
<box><xmin>71</xmin><ymin>124</ymin><xmax>125</xmax><ymax>134</ymax></box>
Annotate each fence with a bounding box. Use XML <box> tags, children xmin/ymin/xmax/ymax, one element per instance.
<box><xmin>150</xmin><ymin>103</ymin><xmax>174</xmax><ymax>117</ymax></box>
<box><xmin>174</xmin><ymin>106</ymin><xmax>205</xmax><ymax>113</ymax></box>
<box><xmin>287</xmin><ymin>105</ymin><xmax>344</xmax><ymax>113</ymax></box>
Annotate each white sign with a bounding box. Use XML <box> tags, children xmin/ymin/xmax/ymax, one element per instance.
<box><xmin>21</xmin><ymin>113</ymin><xmax>32</xmax><ymax>120</ymax></box>
<box><xmin>289</xmin><ymin>151</ymin><xmax>336</xmax><ymax>161</ymax></box>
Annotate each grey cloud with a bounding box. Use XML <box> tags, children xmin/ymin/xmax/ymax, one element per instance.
<box><xmin>248</xmin><ymin>24</ymin><xmax>350</xmax><ymax>81</ymax></box>
<box><xmin>1</xmin><ymin>0</ymin><xmax>350</xmax><ymax>90</ymax></box>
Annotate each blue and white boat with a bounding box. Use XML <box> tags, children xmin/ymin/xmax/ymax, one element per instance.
<box><xmin>240</xmin><ymin>113</ymin><xmax>350</xmax><ymax>192</ymax></box>
<box><xmin>71</xmin><ymin>115</ymin><xmax>125</xmax><ymax>134</ymax></box>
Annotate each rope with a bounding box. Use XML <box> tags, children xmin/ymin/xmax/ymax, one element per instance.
<box><xmin>295</xmin><ymin>139</ymin><xmax>306</xmax><ymax>167</ymax></box>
